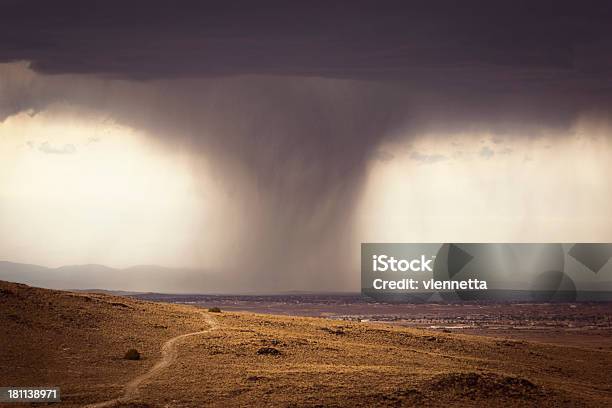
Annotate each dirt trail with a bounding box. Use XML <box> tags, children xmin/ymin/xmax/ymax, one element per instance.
<box><xmin>85</xmin><ymin>312</ymin><xmax>218</xmax><ymax>408</ymax></box>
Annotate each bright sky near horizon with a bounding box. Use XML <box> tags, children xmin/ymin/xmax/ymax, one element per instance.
<box><xmin>2</xmin><ymin>91</ymin><xmax>612</xmax><ymax>273</ymax></box>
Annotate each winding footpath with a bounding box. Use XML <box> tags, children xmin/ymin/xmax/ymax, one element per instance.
<box><xmin>85</xmin><ymin>312</ymin><xmax>218</xmax><ymax>408</ymax></box>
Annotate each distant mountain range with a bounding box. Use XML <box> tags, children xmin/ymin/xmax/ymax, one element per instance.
<box><xmin>3</xmin><ymin>260</ymin><xmax>611</xmax><ymax>298</ymax></box>
<box><xmin>0</xmin><ymin>261</ymin><xmax>224</xmax><ymax>294</ymax></box>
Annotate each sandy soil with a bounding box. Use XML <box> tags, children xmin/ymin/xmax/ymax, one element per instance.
<box><xmin>1</xmin><ymin>280</ymin><xmax>611</xmax><ymax>407</ymax></box>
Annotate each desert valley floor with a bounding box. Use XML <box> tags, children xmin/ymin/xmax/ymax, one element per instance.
<box><xmin>1</xmin><ymin>280</ymin><xmax>611</xmax><ymax>407</ymax></box>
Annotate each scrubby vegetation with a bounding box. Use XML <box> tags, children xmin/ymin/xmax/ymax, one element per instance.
<box><xmin>256</xmin><ymin>347</ymin><xmax>281</xmax><ymax>356</ymax></box>
<box><xmin>124</xmin><ymin>348</ymin><xmax>141</xmax><ymax>360</ymax></box>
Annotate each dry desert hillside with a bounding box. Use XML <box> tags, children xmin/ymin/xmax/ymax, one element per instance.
<box><xmin>1</xmin><ymin>280</ymin><xmax>611</xmax><ymax>407</ymax></box>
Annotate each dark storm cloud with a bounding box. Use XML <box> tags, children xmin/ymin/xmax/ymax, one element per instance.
<box><xmin>2</xmin><ymin>0</ymin><xmax>612</xmax><ymax>124</ymax></box>
<box><xmin>106</xmin><ymin>77</ymin><xmax>409</xmax><ymax>290</ymax></box>
<box><xmin>1</xmin><ymin>1</ymin><xmax>612</xmax><ymax>290</ymax></box>
<box><xmin>1</xmin><ymin>1</ymin><xmax>612</xmax><ymax>84</ymax></box>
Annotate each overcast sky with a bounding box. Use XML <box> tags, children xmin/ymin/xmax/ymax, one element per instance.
<box><xmin>1</xmin><ymin>1</ymin><xmax>612</xmax><ymax>291</ymax></box>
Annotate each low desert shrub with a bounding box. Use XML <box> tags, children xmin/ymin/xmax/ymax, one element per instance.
<box><xmin>124</xmin><ymin>348</ymin><xmax>141</xmax><ymax>360</ymax></box>
<box><xmin>257</xmin><ymin>347</ymin><xmax>281</xmax><ymax>356</ymax></box>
